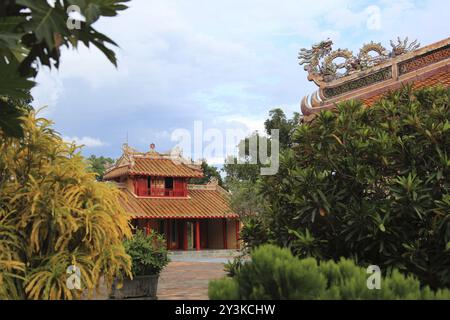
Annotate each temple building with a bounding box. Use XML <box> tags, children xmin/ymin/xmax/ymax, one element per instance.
<box><xmin>103</xmin><ymin>144</ymin><xmax>240</xmax><ymax>250</ymax></box>
<box><xmin>299</xmin><ymin>37</ymin><xmax>450</xmax><ymax>120</ymax></box>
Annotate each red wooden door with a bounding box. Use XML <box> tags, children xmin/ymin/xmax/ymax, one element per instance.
<box><xmin>135</xmin><ymin>177</ymin><xmax>148</xmax><ymax>196</ymax></box>
<box><xmin>173</xmin><ymin>178</ymin><xmax>186</xmax><ymax>197</ymax></box>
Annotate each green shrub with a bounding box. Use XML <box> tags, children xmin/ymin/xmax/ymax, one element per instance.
<box><xmin>123</xmin><ymin>230</ymin><xmax>169</xmax><ymax>276</ymax></box>
<box><xmin>254</xmin><ymin>86</ymin><xmax>450</xmax><ymax>289</ymax></box>
<box><xmin>224</xmin><ymin>255</ymin><xmax>246</xmax><ymax>278</ymax></box>
<box><xmin>209</xmin><ymin>245</ymin><xmax>450</xmax><ymax>300</ymax></box>
<box><xmin>209</xmin><ymin>278</ymin><xmax>240</xmax><ymax>300</ymax></box>
<box><xmin>239</xmin><ymin>215</ymin><xmax>270</xmax><ymax>249</ymax></box>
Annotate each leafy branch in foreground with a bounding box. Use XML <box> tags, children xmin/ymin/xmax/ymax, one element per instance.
<box><xmin>0</xmin><ymin>0</ymin><xmax>129</xmax><ymax>137</ymax></box>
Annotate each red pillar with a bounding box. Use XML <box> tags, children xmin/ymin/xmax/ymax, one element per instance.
<box><xmin>183</xmin><ymin>221</ymin><xmax>188</xmax><ymax>250</ymax></box>
<box><xmin>223</xmin><ymin>218</ymin><xmax>228</xmax><ymax>249</ymax></box>
<box><xmin>195</xmin><ymin>220</ymin><xmax>201</xmax><ymax>251</ymax></box>
<box><xmin>205</xmin><ymin>220</ymin><xmax>209</xmax><ymax>249</ymax></box>
<box><xmin>145</xmin><ymin>219</ymin><xmax>151</xmax><ymax>236</ymax></box>
<box><xmin>235</xmin><ymin>219</ymin><xmax>239</xmax><ymax>249</ymax></box>
<box><xmin>166</xmin><ymin>219</ymin><xmax>171</xmax><ymax>250</ymax></box>
<box><xmin>177</xmin><ymin>221</ymin><xmax>183</xmax><ymax>250</ymax></box>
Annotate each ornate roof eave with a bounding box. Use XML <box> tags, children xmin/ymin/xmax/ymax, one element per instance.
<box><xmin>103</xmin><ymin>144</ymin><xmax>204</xmax><ymax>179</ymax></box>
<box><xmin>119</xmin><ymin>188</ymin><xmax>237</xmax><ymax>219</ymax></box>
<box><xmin>299</xmin><ymin>37</ymin><xmax>450</xmax><ymax>117</ymax></box>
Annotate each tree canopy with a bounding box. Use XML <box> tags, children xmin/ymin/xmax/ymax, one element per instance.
<box><xmin>87</xmin><ymin>155</ymin><xmax>115</xmax><ymax>181</ymax></box>
<box><xmin>189</xmin><ymin>160</ymin><xmax>223</xmax><ymax>186</ymax></box>
<box><xmin>264</xmin><ymin>108</ymin><xmax>300</xmax><ymax>149</ymax></box>
<box><xmin>223</xmin><ymin>110</ymin><xmax>298</xmax><ymax>219</ymax></box>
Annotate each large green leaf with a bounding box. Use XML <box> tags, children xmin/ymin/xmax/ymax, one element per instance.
<box><xmin>74</xmin><ymin>26</ymin><xmax>118</xmax><ymax>66</ymax></box>
<box><xmin>67</xmin><ymin>0</ymin><xmax>130</xmax><ymax>23</ymax></box>
<box><xmin>16</xmin><ymin>0</ymin><xmax>67</xmax><ymax>49</ymax></box>
<box><xmin>91</xmin><ymin>0</ymin><xmax>130</xmax><ymax>17</ymax></box>
<box><xmin>0</xmin><ymin>58</ymin><xmax>35</xmax><ymax>99</ymax></box>
<box><xmin>0</xmin><ymin>16</ymin><xmax>29</xmax><ymax>64</ymax></box>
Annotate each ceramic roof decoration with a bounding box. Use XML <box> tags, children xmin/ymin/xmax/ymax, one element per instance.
<box><xmin>299</xmin><ymin>37</ymin><xmax>450</xmax><ymax>119</ymax></box>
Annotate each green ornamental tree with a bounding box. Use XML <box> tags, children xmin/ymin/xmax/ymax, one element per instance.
<box><xmin>244</xmin><ymin>86</ymin><xmax>450</xmax><ymax>289</ymax></box>
<box><xmin>0</xmin><ymin>110</ymin><xmax>132</xmax><ymax>299</ymax></box>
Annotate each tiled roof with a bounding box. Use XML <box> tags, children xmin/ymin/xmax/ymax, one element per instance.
<box><xmin>361</xmin><ymin>67</ymin><xmax>450</xmax><ymax>106</ymax></box>
<box><xmin>119</xmin><ymin>187</ymin><xmax>237</xmax><ymax>219</ymax></box>
<box><xmin>130</xmin><ymin>158</ymin><xmax>203</xmax><ymax>178</ymax></box>
<box><xmin>103</xmin><ymin>165</ymin><xmax>129</xmax><ymax>179</ymax></box>
<box><xmin>104</xmin><ymin>157</ymin><xmax>203</xmax><ymax>179</ymax></box>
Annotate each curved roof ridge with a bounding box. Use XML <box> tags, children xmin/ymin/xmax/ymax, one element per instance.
<box><xmin>299</xmin><ymin>37</ymin><xmax>450</xmax><ymax>119</ymax></box>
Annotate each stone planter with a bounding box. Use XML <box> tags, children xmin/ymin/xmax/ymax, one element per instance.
<box><xmin>110</xmin><ymin>274</ymin><xmax>159</xmax><ymax>300</ymax></box>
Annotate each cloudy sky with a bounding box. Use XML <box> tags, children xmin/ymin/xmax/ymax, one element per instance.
<box><xmin>32</xmin><ymin>0</ymin><xmax>450</xmax><ymax>162</ymax></box>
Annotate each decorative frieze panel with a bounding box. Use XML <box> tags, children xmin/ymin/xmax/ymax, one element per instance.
<box><xmin>323</xmin><ymin>67</ymin><xmax>392</xmax><ymax>98</ymax></box>
<box><xmin>398</xmin><ymin>45</ymin><xmax>450</xmax><ymax>75</ymax></box>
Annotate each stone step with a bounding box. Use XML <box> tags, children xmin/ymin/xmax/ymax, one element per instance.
<box><xmin>168</xmin><ymin>249</ymin><xmax>239</xmax><ymax>258</ymax></box>
<box><xmin>169</xmin><ymin>249</ymin><xmax>240</xmax><ymax>262</ymax></box>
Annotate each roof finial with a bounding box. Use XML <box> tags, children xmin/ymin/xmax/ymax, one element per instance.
<box><xmin>150</xmin><ymin>143</ymin><xmax>156</xmax><ymax>151</ymax></box>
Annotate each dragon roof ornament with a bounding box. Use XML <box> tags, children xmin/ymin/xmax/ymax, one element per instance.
<box><xmin>298</xmin><ymin>37</ymin><xmax>420</xmax><ymax>84</ymax></box>
<box><xmin>298</xmin><ymin>37</ymin><xmax>450</xmax><ymax>119</ymax></box>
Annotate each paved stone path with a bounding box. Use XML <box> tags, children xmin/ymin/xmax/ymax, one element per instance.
<box><xmin>157</xmin><ymin>261</ymin><xmax>226</xmax><ymax>300</ymax></box>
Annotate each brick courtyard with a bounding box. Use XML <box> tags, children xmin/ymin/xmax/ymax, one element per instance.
<box><xmin>157</xmin><ymin>261</ymin><xmax>227</xmax><ymax>300</ymax></box>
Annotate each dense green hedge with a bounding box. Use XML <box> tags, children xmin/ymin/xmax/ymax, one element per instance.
<box><xmin>209</xmin><ymin>245</ymin><xmax>450</xmax><ymax>300</ymax></box>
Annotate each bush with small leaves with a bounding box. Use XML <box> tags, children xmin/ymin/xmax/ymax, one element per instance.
<box><xmin>123</xmin><ymin>230</ymin><xmax>169</xmax><ymax>277</ymax></box>
<box><xmin>209</xmin><ymin>245</ymin><xmax>450</xmax><ymax>300</ymax></box>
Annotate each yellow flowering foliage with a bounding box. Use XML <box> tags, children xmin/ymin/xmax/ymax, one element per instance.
<box><xmin>0</xmin><ymin>111</ymin><xmax>132</xmax><ymax>299</ymax></box>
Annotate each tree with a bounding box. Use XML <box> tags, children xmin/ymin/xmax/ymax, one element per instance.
<box><xmin>87</xmin><ymin>155</ymin><xmax>115</xmax><ymax>181</ymax></box>
<box><xmin>222</xmin><ymin>132</ymin><xmax>267</xmax><ymax>222</ymax></box>
<box><xmin>251</xmin><ymin>86</ymin><xmax>450</xmax><ymax>289</ymax></box>
<box><xmin>189</xmin><ymin>160</ymin><xmax>223</xmax><ymax>186</ymax></box>
<box><xmin>264</xmin><ymin>108</ymin><xmax>300</xmax><ymax>149</ymax></box>
<box><xmin>223</xmin><ymin>110</ymin><xmax>299</xmax><ymax>187</ymax></box>
<box><xmin>223</xmin><ymin>132</ymin><xmax>269</xmax><ymax>186</ymax></box>
<box><xmin>0</xmin><ymin>109</ymin><xmax>132</xmax><ymax>299</ymax></box>
<box><xmin>0</xmin><ymin>0</ymin><xmax>129</xmax><ymax>137</ymax></box>
<box><xmin>223</xmin><ymin>111</ymin><xmax>298</xmax><ymax>220</ymax></box>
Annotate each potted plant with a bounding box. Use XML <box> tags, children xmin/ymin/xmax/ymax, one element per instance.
<box><xmin>110</xmin><ymin>230</ymin><xmax>169</xmax><ymax>299</ymax></box>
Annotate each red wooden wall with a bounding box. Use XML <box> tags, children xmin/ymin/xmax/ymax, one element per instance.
<box><xmin>134</xmin><ymin>176</ymin><xmax>148</xmax><ymax>196</ymax></box>
<box><xmin>133</xmin><ymin>176</ymin><xmax>187</xmax><ymax>197</ymax></box>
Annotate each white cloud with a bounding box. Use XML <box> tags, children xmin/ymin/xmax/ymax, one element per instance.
<box><xmin>324</xmin><ymin>5</ymin><xmax>382</xmax><ymax>32</ymax></box>
<box><xmin>365</xmin><ymin>6</ymin><xmax>382</xmax><ymax>31</ymax></box>
<box><xmin>31</xmin><ymin>69</ymin><xmax>64</xmax><ymax>115</ymax></box>
<box><xmin>63</xmin><ymin>136</ymin><xmax>107</xmax><ymax>147</ymax></box>
<box><xmin>219</xmin><ymin>115</ymin><xmax>266</xmax><ymax>135</ymax></box>
<box><xmin>30</xmin><ymin>0</ymin><xmax>450</xmax><ymax>159</ymax></box>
